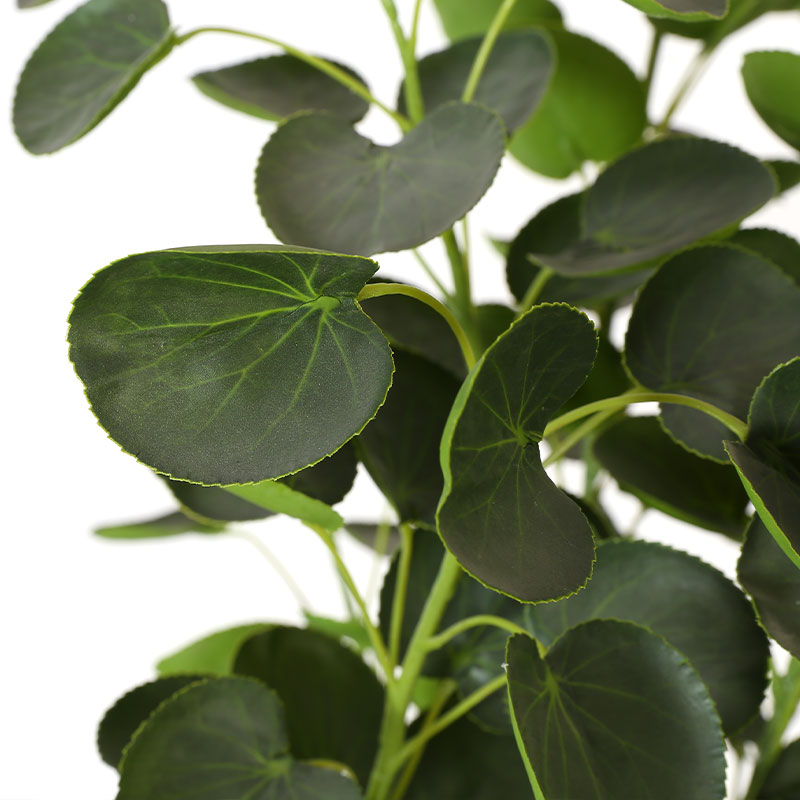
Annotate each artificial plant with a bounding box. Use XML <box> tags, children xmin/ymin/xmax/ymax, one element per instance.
<box><xmin>12</xmin><ymin>0</ymin><xmax>800</xmax><ymax>798</ymax></box>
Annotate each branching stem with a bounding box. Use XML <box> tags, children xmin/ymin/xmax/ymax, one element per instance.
<box><xmin>380</xmin><ymin>0</ymin><xmax>425</xmax><ymax>123</ymax></box>
<box><xmin>425</xmin><ymin>614</ymin><xmax>528</xmax><ymax>651</ymax></box>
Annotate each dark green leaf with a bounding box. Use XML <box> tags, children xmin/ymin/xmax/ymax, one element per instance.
<box><xmin>621</xmin><ymin>0</ymin><xmax>728</xmax><ymax>19</ymax></box>
<box><xmin>507</xmin><ymin>622</ymin><xmax>727</xmax><ymax>799</ymax></box>
<box><xmin>759</xmin><ymin>738</ymin><xmax>800</xmax><ymax>799</ymax></box>
<box><xmin>743</xmin><ymin>51</ymin><xmax>800</xmax><ymax>151</ymax></box>
<box><xmin>769</xmin><ymin>159</ymin><xmax>800</xmax><ymax>195</ymax></box>
<box><xmin>532</xmin><ymin>139</ymin><xmax>775</xmax><ymax>275</ymax></box>
<box><xmin>472</xmin><ymin>303</ymin><xmax>515</xmax><ymax>353</ymax></box>
<box><xmin>728</xmin><ymin>228</ymin><xmax>800</xmax><ymax>285</ymax></box>
<box><xmin>506</xmin><ymin>192</ymin><xmax>653</xmax><ymax>308</ymax></box>
<box><xmin>281</xmin><ymin>443</ymin><xmax>358</xmax><ymax>505</ymax></box>
<box><xmin>438</xmin><ymin>303</ymin><xmax>598</xmax><ymax>602</ymax></box>
<box><xmin>156</xmin><ymin>624</ymin><xmax>269</xmax><ymax>676</ymax></box>
<box><xmin>432</xmin><ymin>0</ymin><xmax>562</xmax><ymax>40</ymax></box>
<box><xmin>165</xmin><ymin>479</ymin><xmax>274</xmax><ymax>522</ymax></box>
<box><xmin>234</xmin><ymin>627</ymin><xmax>383</xmax><ymax>786</ymax></box>
<box><xmin>344</xmin><ymin>522</ymin><xmax>402</xmax><ymax>555</ymax></box>
<box><xmin>625</xmin><ymin>245</ymin><xmax>800</xmax><ymax>460</ymax></box>
<box><xmin>726</xmin><ymin>358</ymin><xmax>800</xmax><ymax>565</ymax></box>
<box><xmin>94</xmin><ymin>511</ymin><xmax>224</xmax><ymax>539</ymax></box>
<box><xmin>116</xmin><ymin>676</ymin><xmax>362</xmax><ymax>799</ymax></box>
<box><xmin>509</xmin><ymin>31</ymin><xmax>646</xmax><ymax>178</ymax></box>
<box><xmin>193</xmin><ymin>55</ymin><xmax>369</xmax><ymax>123</ymax></box>
<box><xmin>401</xmin><ymin>31</ymin><xmax>553</xmax><ymax>132</ymax></box>
<box><xmin>404</xmin><ymin>715</ymin><xmax>529</xmax><ymax>799</ymax></box>
<box><xmin>98</xmin><ymin>675</ymin><xmax>203</xmax><ymax>768</ymax></box>
<box><xmin>525</xmin><ymin>540</ymin><xmax>769</xmax><ymax>734</ymax></box>
<box><xmin>357</xmin><ymin>350</ymin><xmax>460</xmax><ymax>525</ymax></box>
<box><xmin>14</xmin><ymin>0</ymin><xmax>174</xmax><ymax>153</ymax></box>
<box><xmin>255</xmin><ymin>102</ymin><xmax>505</xmax><ymax>256</ymax></box>
<box><xmin>68</xmin><ymin>246</ymin><xmax>394</xmax><ymax>485</ymax></box>
<box><xmin>302</xmin><ymin>613</ymin><xmax>371</xmax><ymax>653</ymax></box>
<box><xmin>593</xmin><ymin>416</ymin><xmax>750</xmax><ymax>535</ymax></box>
<box><xmin>739</xmin><ymin>518</ymin><xmax>800</xmax><ymax>659</ymax></box>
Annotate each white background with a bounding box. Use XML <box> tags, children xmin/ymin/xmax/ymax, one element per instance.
<box><xmin>2</xmin><ymin>1</ymin><xmax>799</xmax><ymax>798</ymax></box>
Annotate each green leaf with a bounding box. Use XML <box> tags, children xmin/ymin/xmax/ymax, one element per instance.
<box><xmin>400</xmin><ymin>31</ymin><xmax>553</xmax><ymax>133</ymax></box>
<box><xmin>281</xmin><ymin>443</ymin><xmax>358</xmax><ymax>505</ymax></box>
<box><xmin>156</xmin><ymin>624</ymin><xmax>269</xmax><ymax>676</ymax></box>
<box><xmin>165</xmin><ymin>479</ymin><xmax>275</xmax><ymax>523</ymax></box>
<box><xmin>94</xmin><ymin>511</ymin><xmax>224</xmax><ymax>539</ymax></box>
<box><xmin>768</xmin><ymin>159</ymin><xmax>800</xmax><ymax>195</ymax></box>
<box><xmin>404</xmin><ymin>715</ymin><xmax>529</xmax><ymax>799</ymax></box>
<box><xmin>621</xmin><ymin>0</ymin><xmax>728</xmax><ymax>20</ymax></box>
<box><xmin>13</xmin><ymin>0</ymin><xmax>174</xmax><ymax>154</ymax></box>
<box><xmin>344</xmin><ymin>522</ymin><xmax>402</xmax><ymax>555</ymax></box>
<box><xmin>193</xmin><ymin>55</ymin><xmax>369</xmax><ymax>123</ymax></box>
<box><xmin>532</xmin><ymin>138</ymin><xmax>775</xmax><ymax>275</ymax></box>
<box><xmin>438</xmin><ymin>303</ymin><xmax>598</xmax><ymax>602</ymax></box>
<box><xmin>525</xmin><ymin>540</ymin><xmax>769</xmax><ymax>734</ymax></box>
<box><xmin>302</xmin><ymin>613</ymin><xmax>371</xmax><ymax>653</ymax></box>
<box><xmin>739</xmin><ymin>518</ymin><xmax>800</xmax><ymax>659</ymax></box>
<box><xmin>593</xmin><ymin>416</ymin><xmax>750</xmax><ymax>535</ymax></box>
<box><xmin>98</xmin><ymin>675</ymin><xmax>204</xmax><ymax>768</ymax></box>
<box><xmin>729</xmin><ymin>228</ymin><xmax>800</xmax><ymax>285</ymax></box>
<box><xmin>18</xmin><ymin>0</ymin><xmax>58</xmax><ymax>7</ymax></box>
<box><xmin>233</xmin><ymin>627</ymin><xmax>383</xmax><ymax>786</ymax></box>
<box><xmin>509</xmin><ymin>31</ymin><xmax>646</xmax><ymax>179</ymax></box>
<box><xmin>116</xmin><ymin>676</ymin><xmax>362</xmax><ymax>799</ymax></box>
<box><xmin>625</xmin><ymin>245</ymin><xmax>800</xmax><ymax>460</ymax></box>
<box><xmin>743</xmin><ymin>51</ymin><xmax>800</xmax><ymax>151</ymax></box>
<box><xmin>507</xmin><ymin>622</ymin><xmax>727</xmax><ymax>799</ymax></box>
<box><xmin>506</xmin><ymin>192</ymin><xmax>653</xmax><ymax>308</ymax></box>
<box><xmin>432</xmin><ymin>0</ymin><xmax>562</xmax><ymax>40</ymax></box>
<box><xmin>68</xmin><ymin>246</ymin><xmax>394</xmax><ymax>485</ymax></box>
<box><xmin>255</xmin><ymin>102</ymin><xmax>505</xmax><ymax>256</ymax></box>
<box><xmin>356</xmin><ymin>350</ymin><xmax>460</xmax><ymax>525</ymax></box>
<box><xmin>473</xmin><ymin>304</ymin><xmax>515</xmax><ymax>353</ymax></box>
<box><xmin>759</xmin><ymin>738</ymin><xmax>800</xmax><ymax>799</ymax></box>
<box><xmin>726</xmin><ymin>358</ymin><xmax>800</xmax><ymax>566</ymax></box>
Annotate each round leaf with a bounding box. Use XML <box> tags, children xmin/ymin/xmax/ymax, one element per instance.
<box><xmin>739</xmin><ymin>518</ymin><xmax>800</xmax><ymax>659</ymax></box>
<box><xmin>533</xmin><ymin>138</ymin><xmax>775</xmax><ymax>275</ymax></box>
<box><xmin>432</xmin><ymin>0</ymin><xmax>562</xmax><ymax>40</ymax></box>
<box><xmin>743</xmin><ymin>51</ymin><xmax>800</xmax><ymax>152</ymax></box>
<box><xmin>625</xmin><ymin>245</ymin><xmax>800</xmax><ymax>460</ymax></box>
<box><xmin>525</xmin><ymin>540</ymin><xmax>769</xmax><ymax>734</ymax></box>
<box><xmin>14</xmin><ymin>0</ymin><xmax>174</xmax><ymax>153</ymax></box>
<box><xmin>116</xmin><ymin>676</ymin><xmax>362</xmax><ymax>799</ymax></box>
<box><xmin>621</xmin><ymin>0</ymin><xmax>728</xmax><ymax>19</ymax></box>
<box><xmin>507</xmin><ymin>622</ymin><xmax>727</xmax><ymax>799</ymax></box>
<box><xmin>255</xmin><ymin>102</ymin><xmax>505</xmax><ymax>256</ymax></box>
<box><xmin>509</xmin><ymin>31</ymin><xmax>646</xmax><ymax>178</ymax></box>
<box><xmin>68</xmin><ymin>246</ymin><xmax>394</xmax><ymax>485</ymax></box>
<box><xmin>729</xmin><ymin>228</ymin><xmax>800</xmax><ymax>285</ymax></box>
<box><xmin>401</xmin><ymin>31</ymin><xmax>554</xmax><ymax>133</ymax></box>
<box><xmin>156</xmin><ymin>624</ymin><xmax>269</xmax><ymax>676</ymax></box>
<box><xmin>193</xmin><ymin>55</ymin><xmax>369</xmax><ymax>123</ymax></box>
<box><xmin>438</xmin><ymin>303</ymin><xmax>598</xmax><ymax>602</ymax></box>
<box><xmin>769</xmin><ymin>159</ymin><xmax>800</xmax><ymax>195</ymax></box>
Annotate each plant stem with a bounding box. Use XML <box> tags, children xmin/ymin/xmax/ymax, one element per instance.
<box><xmin>543</xmin><ymin>388</ymin><xmax>748</xmax><ymax>442</ymax></box>
<box><xmin>388</xmin><ymin>524</ymin><xmax>415</xmax><ymax>665</ymax></box>
<box><xmin>462</xmin><ymin>0</ymin><xmax>521</xmax><ymax>102</ymax></box>
<box><xmin>380</xmin><ymin>0</ymin><xmax>425</xmax><ymax>123</ymax></box>
<box><xmin>517</xmin><ymin>264</ymin><xmax>553</xmax><ymax>317</ymax></box>
<box><xmin>657</xmin><ymin>44</ymin><xmax>714</xmax><ymax>131</ymax></box>
<box><xmin>358</xmin><ymin>282</ymin><xmax>476</xmax><ymax>370</ymax></box>
<box><xmin>175</xmin><ymin>26</ymin><xmax>411</xmax><ymax>130</ymax></box>
<box><xmin>642</xmin><ymin>27</ymin><xmax>663</xmax><ymax>101</ymax></box>
<box><xmin>411</xmin><ymin>249</ymin><xmax>450</xmax><ymax>297</ymax></box>
<box><xmin>425</xmin><ymin>614</ymin><xmax>529</xmax><ymax>651</ymax></box>
<box><xmin>543</xmin><ymin>407</ymin><xmax>621</xmax><ymax>468</ymax></box>
<box><xmin>307</xmin><ymin>523</ymin><xmax>393</xmax><ymax>680</ymax></box>
<box><xmin>441</xmin><ymin>229</ymin><xmax>474</xmax><ymax>335</ymax></box>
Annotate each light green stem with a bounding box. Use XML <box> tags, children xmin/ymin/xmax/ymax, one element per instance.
<box><xmin>517</xmin><ymin>264</ymin><xmax>554</xmax><ymax>318</ymax></box>
<box><xmin>543</xmin><ymin>406</ymin><xmax>621</xmax><ymax>468</ymax></box>
<box><xmin>642</xmin><ymin>27</ymin><xmax>663</xmax><ymax>100</ymax></box>
<box><xmin>175</xmin><ymin>26</ymin><xmax>410</xmax><ymax>130</ymax></box>
<box><xmin>412</xmin><ymin>249</ymin><xmax>450</xmax><ymax>297</ymax></box>
<box><xmin>425</xmin><ymin>614</ymin><xmax>528</xmax><ymax>652</ymax></box>
<box><xmin>657</xmin><ymin>44</ymin><xmax>714</xmax><ymax>131</ymax></box>
<box><xmin>380</xmin><ymin>0</ymin><xmax>425</xmax><ymax>123</ymax></box>
<box><xmin>358</xmin><ymin>282</ymin><xmax>476</xmax><ymax>370</ymax></box>
<box><xmin>388</xmin><ymin>524</ymin><xmax>415</xmax><ymax>665</ymax></box>
<box><xmin>441</xmin><ymin>229</ymin><xmax>474</xmax><ymax>335</ymax></box>
<box><xmin>462</xmin><ymin>0</ymin><xmax>521</xmax><ymax>102</ymax></box>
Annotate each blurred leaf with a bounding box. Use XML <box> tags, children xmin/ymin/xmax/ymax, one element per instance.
<box><xmin>743</xmin><ymin>51</ymin><xmax>800</xmax><ymax>151</ymax></box>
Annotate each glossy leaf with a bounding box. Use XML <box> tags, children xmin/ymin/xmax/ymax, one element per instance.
<box><xmin>156</xmin><ymin>624</ymin><xmax>269</xmax><ymax>676</ymax></box>
<box><xmin>726</xmin><ymin>359</ymin><xmax>800</xmax><ymax>565</ymax></box>
<box><xmin>506</xmin><ymin>192</ymin><xmax>652</xmax><ymax>308</ymax></box>
<box><xmin>743</xmin><ymin>51</ymin><xmax>800</xmax><ymax>151</ymax></box>
<box><xmin>438</xmin><ymin>303</ymin><xmax>598</xmax><ymax>602</ymax></box>
<box><xmin>532</xmin><ymin>138</ymin><xmax>775</xmax><ymax>275</ymax></box>
<box><xmin>525</xmin><ymin>540</ymin><xmax>769</xmax><ymax>734</ymax></box>
<box><xmin>116</xmin><ymin>676</ymin><xmax>362</xmax><ymax>799</ymax></box>
<box><xmin>739</xmin><ymin>518</ymin><xmax>800</xmax><ymax>658</ymax></box>
<box><xmin>356</xmin><ymin>350</ymin><xmax>460</xmax><ymax>525</ymax></box>
<box><xmin>14</xmin><ymin>0</ymin><xmax>174</xmax><ymax>153</ymax></box>
<box><xmin>401</xmin><ymin>31</ymin><xmax>553</xmax><ymax>132</ymax></box>
<box><xmin>68</xmin><ymin>246</ymin><xmax>394</xmax><ymax>485</ymax></box>
<box><xmin>432</xmin><ymin>0</ymin><xmax>562</xmax><ymax>40</ymax></box>
<box><xmin>233</xmin><ymin>627</ymin><xmax>383</xmax><ymax>785</ymax></box>
<box><xmin>94</xmin><ymin>511</ymin><xmax>224</xmax><ymax>539</ymax></box>
<box><xmin>256</xmin><ymin>102</ymin><xmax>505</xmax><ymax>256</ymax></box>
<box><xmin>98</xmin><ymin>675</ymin><xmax>203</xmax><ymax>768</ymax></box>
<box><xmin>625</xmin><ymin>245</ymin><xmax>800</xmax><ymax>460</ymax></box>
<box><xmin>593</xmin><ymin>416</ymin><xmax>750</xmax><ymax>535</ymax></box>
<box><xmin>729</xmin><ymin>228</ymin><xmax>800</xmax><ymax>285</ymax></box>
<box><xmin>193</xmin><ymin>55</ymin><xmax>369</xmax><ymax>123</ymax></box>
<box><xmin>621</xmin><ymin>0</ymin><xmax>728</xmax><ymax>19</ymax></box>
<box><xmin>507</xmin><ymin>622</ymin><xmax>727</xmax><ymax>799</ymax></box>
<box><xmin>759</xmin><ymin>738</ymin><xmax>800</xmax><ymax>799</ymax></box>
<box><xmin>509</xmin><ymin>31</ymin><xmax>646</xmax><ymax>178</ymax></box>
